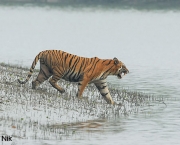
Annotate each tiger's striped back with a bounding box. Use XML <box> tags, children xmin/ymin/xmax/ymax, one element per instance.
<box><xmin>39</xmin><ymin>50</ymin><xmax>100</xmax><ymax>82</ymax></box>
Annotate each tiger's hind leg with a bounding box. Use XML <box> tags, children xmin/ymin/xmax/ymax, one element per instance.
<box><xmin>94</xmin><ymin>80</ymin><xmax>115</xmax><ymax>105</ymax></box>
<box><xmin>32</xmin><ymin>64</ymin><xmax>52</xmax><ymax>89</ymax></box>
<box><xmin>49</xmin><ymin>77</ymin><xmax>65</xmax><ymax>93</ymax></box>
<box><xmin>49</xmin><ymin>69</ymin><xmax>65</xmax><ymax>93</ymax></box>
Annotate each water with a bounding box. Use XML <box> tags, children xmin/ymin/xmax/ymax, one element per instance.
<box><xmin>0</xmin><ymin>5</ymin><xmax>180</xmax><ymax>145</ymax></box>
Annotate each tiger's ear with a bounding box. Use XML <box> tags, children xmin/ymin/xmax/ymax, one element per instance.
<box><xmin>113</xmin><ymin>57</ymin><xmax>119</xmax><ymax>65</ymax></box>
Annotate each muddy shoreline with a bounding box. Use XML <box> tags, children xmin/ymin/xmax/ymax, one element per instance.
<box><xmin>0</xmin><ymin>63</ymin><xmax>165</xmax><ymax>141</ymax></box>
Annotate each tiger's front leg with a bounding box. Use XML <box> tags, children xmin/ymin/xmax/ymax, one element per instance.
<box><xmin>94</xmin><ymin>80</ymin><xmax>115</xmax><ymax>105</ymax></box>
<box><xmin>77</xmin><ymin>75</ymin><xmax>90</xmax><ymax>98</ymax></box>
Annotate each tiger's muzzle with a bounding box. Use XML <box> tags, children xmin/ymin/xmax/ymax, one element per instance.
<box><xmin>117</xmin><ymin>66</ymin><xmax>129</xmax><ymax>79</ymax></box>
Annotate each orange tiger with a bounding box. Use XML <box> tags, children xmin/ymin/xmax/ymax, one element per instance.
<box><xmin>18</xmin><ymin>50</ymin><xmax>129</xmax><ymax>104</ymax></box>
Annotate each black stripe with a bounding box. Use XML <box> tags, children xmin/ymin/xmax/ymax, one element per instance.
<box><xmin>53</xmin><ymin>50</ymin><xmax>59</xmax><ymax>62</ymax></box>
<box><xmin>62</xmin><ymin>51</ymin><xmax>66</xmax><ymax>56</ymax></box>
<box><xmin>37</xmin><ymin>51</ymin><xmax>42</xmax><ymax>59</ymax></box>
<box><xmin>102</xmin><ymin>60</ymin><xmax>106</xmax><ymax>64</ymax></box>
<box><xmin>63</xmin><ymin>68</ymin><xmax>71</xmax><ymax>78</ymax></box>
<box><xmin>55</xmin><ymin>67</ymin><xmax>63</xmax><ymax>77</ymax></box>
<box><xmin>101</xmin><ymin>93</ymin><xmax>108</xmax><ymax>97</ymax></box>
<box><xmin>69</xmin><ymin>57</ymin><xmax>83</xmax><ymax>81</ymax></box>
<box><xmin>80</xmin><ymin>58</ymin><xmax>86</xmax><ymax>71</ymax></box>
<box><xmin>101</xmin><ymin>65</ymin><xmax>114</xmax><ymax>78</ymax></box>
<box><xmin>69</xmin><ymin>55</ymin><xmax>75</xmax><ymax>67</ymax></box>
<box><xmin>69</xmin><ymin>58</ymin><xmax>81</xmax><ymax>81</ymax></box>
<box><xmin>78</xmin><ymin>83</ymin><xmax>82</xmax><ymax>86</ymax></box>
<box><xmin>48</xmin><ymin>51</ymin><xmax>52</xmax><ymax>66</ymax></box>
<box><xmin>89</xmin><ymin>59</ymin><xmax>100</xmax><ymax>76</ymax></box>
<box><xmin>101</xmin><ymin>82</ymin><xmax>106</xmax><ymax>84</ymax></box>
<box><xmin>76</xmin><ymin>62</ymin><xmax>83</xmax><ymax>77</ymax></box>
<box><xmin>70</xmin><ymin>57</ymin><xmax>80</xmax><ymax>71</ymax></box>
<box><xmin>106</xmin><ymin>60</ymin><xmax>112</xmax><ymax>65</ymax></box>
<box><xmin>68</xmin><ymin>71</ymin><xmax>75</xmax><ymax>81</ymax></box>
<box><xmin>71</xmin><ymin>74</ymin><xmax>79</xmax><ymax>82</ymax></box>
<box><xmin>65</xmin><ymin>53</ymin><xmax>69</xmax><ymax>62</ymax></box>
<box><xmin>87</xmin><ymin>58</ymin><xmax>98</xmax><ymax>72</ymax></box>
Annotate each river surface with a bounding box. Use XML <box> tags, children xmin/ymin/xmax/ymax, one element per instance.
<box><xmin>0</xmin><ymin>5</ymin><xmax>180</xmax><ymax>145</ymax></box>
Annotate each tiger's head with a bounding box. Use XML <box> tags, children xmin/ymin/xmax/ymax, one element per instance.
<box><xmin>113</xmin><ymin>57</ymin><xmax>129</xmax><ymax>79</ymax></box>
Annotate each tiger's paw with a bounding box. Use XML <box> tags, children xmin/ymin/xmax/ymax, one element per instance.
<box><xmin>112</xmin><ymin>101</ymin><xmax>117</xmax><ymax>106</ymax></box>
<box><xmin>59</xmin><ymin>89</ymin><xmax>65</xmax><ymax>93</ymax></box>
<box><xmin>76</xmin><ymin>93</ymin><xmax>82</xmax><ymax>99</ymax></box>
<box><xmin>32</xmin><ymin>81</ymin><xmax>40</xmax><ymax>90</ymax></box>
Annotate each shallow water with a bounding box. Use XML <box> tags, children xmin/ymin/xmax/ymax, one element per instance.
<box><xmin>0</xmin><ymin>6</ymin><xmax>180</xmax><ymax>145</ymax></box>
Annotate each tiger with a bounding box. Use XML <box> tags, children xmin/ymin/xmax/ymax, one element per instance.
<box><xmin>18</xmin><ymin>50</ymin><xmax>129</xmax><ymax>105</ymax></box>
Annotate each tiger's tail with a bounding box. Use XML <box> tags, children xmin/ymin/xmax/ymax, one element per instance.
<box><xmin>17</xmin><ymin>51</ymin><xmax>43</xmax><ymax>84</ymax></box>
